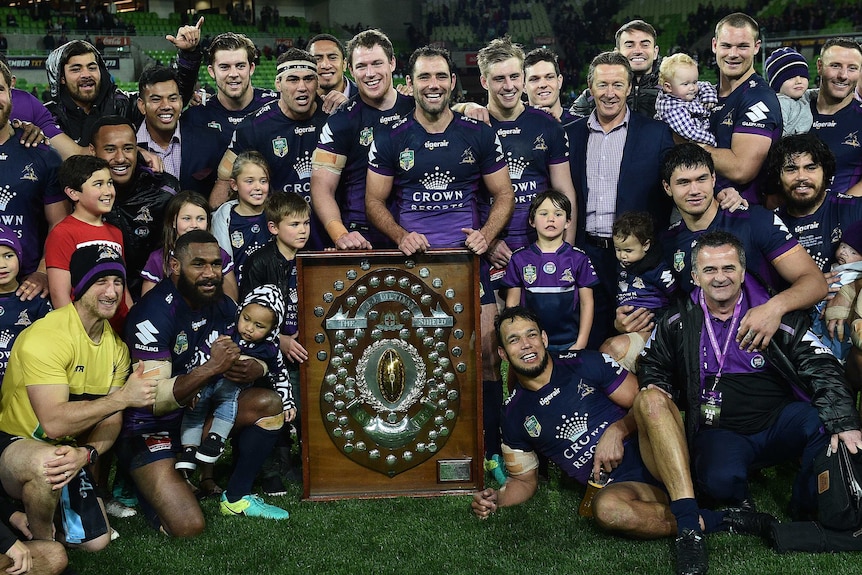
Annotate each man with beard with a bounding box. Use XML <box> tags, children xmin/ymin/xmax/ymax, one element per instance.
<box><xmin>808</xmin><ymin>38</ymin><xmax>862</xmax><ymax>196</ymax></box>
<box><xmin>216</xmin><ymin>48</ymin><xmax>330</xmax><ymax>250</ymax></box>
<box><xmin>119</xmin><ymin>230</ymin><xmax>290</xmax><ymax>535</ymax></box>
<box><xmin>569</xmin><ymin>19</ymin><xmax>662</xmax><ymax>120</ymax></box>
<box><xmin>0</xmin><ymin>245</ymin><xmax>156</xmax><ymax>552</ymax></box>
<box><xmin>44</xmin><ymin>18</ymin><xmax>203</xmax><ymax>148</ymax></box>
<box><xmin>471</xmin><ymin>306</ymin><xmax>773</xmax><ymax>575</ymax></box>
<box><xmin>183</xmin><ymin>32</ymin><xmax>278</xmax><ymax>205</ymax></box>
<box><xmin>90</xmin><ymin>115</ymin><xmax>179</xmax><ymax>299</ymax></box>
<box><xmin>704</xmin><ymin>13</ymin><xmax>781</xmax><ymax>205</ymax></box>
<box><xmin>0</xmin><ymin>61</ymin><xmax>67</xmax><ymax>302</ymax></box>
<box><xmin>311</xmin><ymin>28</ymin><xmax>415</xmax><ymax>250</ymax></box>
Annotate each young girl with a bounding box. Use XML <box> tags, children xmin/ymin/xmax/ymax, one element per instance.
<box><xmin>212</xmin><ymin>151</ymin><xmax>273</xmax><ymax>286</ymax></box>
<box><xmin>140</xmin><ymin>191</ymin><xmax>239</xmax><ymax>301</ymax></box>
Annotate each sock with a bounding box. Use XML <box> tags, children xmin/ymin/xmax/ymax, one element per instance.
<box><xmin>701</xmin><ymin>508</ymin><xmax>728</xmax><ymax>534</ymax></box>
<box><xmin>482</xmin><ymin>379</ymin><xmax>503</xmax><ymax>459</ymax></box>
<box><xmin>225</xmin><ymin>424</ymin><xmax>280</xmax><ymax>503</ymax></box>
<box><xmin>670</xmin><ymin>497</ymin><xmax>701</xmax><ymax>534</ymax></box>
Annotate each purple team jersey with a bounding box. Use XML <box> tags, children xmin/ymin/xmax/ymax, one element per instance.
<box><xmin>810</xmin><ymin>100</ymin><xmax>862</xmax><ymax>195</ymax></box>
<box><xmin>777</xmin><ymin>192</ymin><xmax>862</xmax><ymax>271</ymax></box>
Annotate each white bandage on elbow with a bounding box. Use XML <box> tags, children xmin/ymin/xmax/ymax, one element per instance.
<box><xmin>311</xmin><ymin>148</ymin><xmax>347</xmax><ymax>176</ymax></box>
<box><xmin>501</xmin><ymin>443</ymin><xmax>539</xmax><ymax>476</ymax></box>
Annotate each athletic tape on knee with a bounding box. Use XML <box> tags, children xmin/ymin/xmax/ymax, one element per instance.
<box><xmin>619</xmin><ymin>332</ymin><xmax>645</xmax><ymax>373</ymax></box>
<box><xmin>501</xmin><ymin>443</ymin><xmax>538</xmax><ymax>476</ymax></box>
<box><xmin>254</xmin><ymin>413</ymin><xmax>285</xmax><ymax>431</ymax></box>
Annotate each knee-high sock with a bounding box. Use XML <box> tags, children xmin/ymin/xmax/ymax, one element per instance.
<box><xmin>226</xmin><ymin>424</ymin><xmax>280</xmax><ymax>503</ymax></box>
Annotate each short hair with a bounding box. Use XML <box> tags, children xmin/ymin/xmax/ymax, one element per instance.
<box><xmin>277</xmin><ymin>47</ymin><xmax>315</xmax><ymax>66</ymax></box>
<box><xmin>0</xmin><ymin>61</ymin><xmax>11</xmax><ymax>88</ymax></box>
<box><xmin>613</xmin><ymin>212</ymin><xmax>655</xmax><ymax>245</ymax></box>
<box><xmin>477</xmin><ymin>36</ymin><xmax>525</xmax><ymax>78</ymax></box>
<box><xmin>346</xmin><ymin>29</ymin><xmax>394</xmax><ymax>67</ymax></box>
<box><xmin>528</xmin><ymin>190</ymin><xmax>571</xmax><ymax>225</ymax></box>
<box><xmin>138</xmin><ymin>65</ymin><xmax>178</xmax><ymax>102</ymax></box>
<box><xmin>659</xmin><ymin>53</ymin><xmax>698</xmax><ymax>86</ymax></box>
<box><xmin>524</xmin><ymin>47</ymin><xmax>560</xmax><ymax>76</ymax></box>
<box><xmin>615</xmin><ymin>19</ymin><xmax>657</xmax><ymax>49</ymax></box>
<box><xmin>714</xmin><ymin>12</ymin><xmax>760</xmax><ymax>42</ymax></box>
<box><xmin>265</xmin><ymin>191</ymin><xmax>310</xmax><ymax>225</ymax></box>
<box><xmin>306</xmin><ymin>33</ymin><xmax>346</xmax><ymax>59</ymax></box>
<box><xmin>88</xmin><ymin>114</ymin><xmax>136</xmax><ymax>145</ymax></box>
<box><xmin>691</xmin><ymin>230</ymin><xmax>746</xmax><ymax>271</ymax></box>
<box><xmin>766</xmin><ymin>133</ymin><xmax>836</xmax><ymax>194</ymax></box>
<box><xmin>231</xmin><ymin>150</ymin><xmax>271</xmax><ymax>181</ymax></box>
<box><xmin>587</xmin><ymin>51</ymin><xmax>632</xmax><ymax>88</ymax></box>
<box><xmin>661</xmin><ymin>143</ymin><xmax>715</xmax><ymax>184</ymax></box>
<box><xmin>58</xmin><ymin>155</ymin><xmax>111</xmax><ymax>191</ymax></box>
<box><xmin>174</xmin><ymin>229</ymin><xmax>219</xmax><ymax>261</ymax></box>
<box><xmin>820</xmin><ymin>37</ymin><xmax>862</xmax><ymax>60</ymax></box>
<box><xmin>407</xmin><ymin>46</ymin><xmax>453</xmax><ymax>78</ymax></box>
<box><xmin>206</xmin><ymin>32</ymin><xmax>257</xmax><ymax>66</ymax></box>
<box><xmin>494</xmin><ymin>305</ymin><xmax>543</xmax><ymax>347</ymax></box>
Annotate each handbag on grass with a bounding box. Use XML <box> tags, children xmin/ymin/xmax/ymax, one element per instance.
<box><xmin>815</xmin><ymin>442</ymin><xmax>862</xmax><ymax>530</ymax></box>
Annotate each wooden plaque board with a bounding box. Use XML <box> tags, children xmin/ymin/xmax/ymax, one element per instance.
<box><xmin>298</xmin><ymin>249</ymin><xmax>483</xmax><ymax>500</ymax></box>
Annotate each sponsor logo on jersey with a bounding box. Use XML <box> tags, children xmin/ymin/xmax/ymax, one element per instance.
<box><xmin>134</xmin><ymin>320</ymin><xmax>159</xmax><ymax>345</ymax></box>
<box><xmin>542</xmin><ymin>262</ymin><xmax>556</xmax><ymax>274</ymax></box>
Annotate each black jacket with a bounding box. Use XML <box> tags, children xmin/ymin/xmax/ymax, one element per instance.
<box><xmin>240</xmin><ymin>240</ymin><xmax>293</xmax><ymax>300</ymax></box>
<box><xmin>44</xmin><ymin>40</ymin><xmax>201</xmax><ymax>145</ymax></box>
<box><xmin>639</xmin><ymin>281</ymin><xmax>861</xmax><ymax>446</ymax></box>
<box><xmin>569</xmin><ymin>59</ymin><xmax>661</xmax><ymax>120</ymax></box>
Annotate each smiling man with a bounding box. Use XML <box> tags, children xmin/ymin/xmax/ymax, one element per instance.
<box><xmin>523</xmin><ymin>48</ymin><xmax>577</xmax><ymax>125</ymax></box>
<box><xmin>306</xmin><ymin>33</ymin><xmax>356</xmax><ymax>114</ymax></box>
<box><xmin>570</xmin><ymin>20</ymin><xmax>662</xmax><ymax>119</ymax></box>
<box><xmin>704</xmin><ymin>13</ymin><xmax>781</xmax><ymax>205</ymax></box>
<box><xmin>310</xmin><ymin>28</ymin><xmax>415</xmax><ymax>250</ymax></box>
<box><xmin>136</xmin><ymin>66</ymin><xmax>184</xmax><ymax>179</ymax></box>
<box><xmin>566</xmin><ymin>51</ymin><xmax>674</xmax><ymax>347</ymax></box>
<box><xmin>91</xmin><ymin>115</ymin><xmax>179</xmax><ymax>299</ymax></box>
<box><xmin>809</xmin><ymin>38</ymin><xmax>862</xmax><ymax>196</ymax></box>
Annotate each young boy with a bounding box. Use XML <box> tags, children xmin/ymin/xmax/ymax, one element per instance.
<box><xmin>502</xmin><ymin>190</ymin><xmax>598</xmax><ymax>351</ymax></box>
<box><xmin>45</xmin><ymin>155</ymin><xmax>125</xmax><ymax>309</ymax></box>
<box><xmin>0</xmin><ymin>225</ymin><xmax>51</xmax><ymax>384</ymax></box>
<box><xmin>654</xmin><ymin>53</ymin><xmax>718</xmax><ymax>146</ymax></box>
<box><xmin>240</xmin><ymin>192</ymin><xmax>310</xmax><ymax>494</ymax></box>
<box><xmin>176</xmin><ymin>284</ymin><xmax>295</xmax><ymax>470</ymax></box>
<box><xmin>765</xmin><ymin>47</ymin><xmax>812</xmax><ymax>136</ymax></box>
<box><xmin>602</xmin><ymin>212</ymin><xmax>677</xmax><ymax>372</ymax></box>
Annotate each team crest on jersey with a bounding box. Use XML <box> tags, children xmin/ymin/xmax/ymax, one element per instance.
<box><xmin>207</xmin><ymin>121</ymin><xmax>222</xmax><ymax>131</ymax></box>
<box><xmin>174</xmin><ymin>331</ymin><xmax>188</xmax><ymax>355</ymax></box>
<box><xmin>399</xmin><ymin>149</ymin><xmax>415</xmax><ymax>171</ymax></box>
<box><xmin>359</xmin><ymin>126</ymin><xmax>374</xmax><ymax>147</ymax></box>
<box><xmin>14</xmin><ymin>310</ymin><xmax>31</xmax><ymax>326</ymax></box>
<box><xmin>632</xmin><ymin>276</ymin><xmax>645</xmax><ymax>289</ymax></box>
<box><xmin>20</xmin><ymin>163</ymin><xmax>38</xmax><ymax>182</ymax></box>
<box><xmin>251</xmin><ymin>224</ymin><xmax>261</xmax><ymax>233</ymax></box>
<box><xmin>272</xmin><ymin>137</ymin><xmax>289</xmax><ymax>158</ymax></box>
<box><xmin>577</xmin><ymin>380</ymin><xmax>595</xmax><ymax>398</ymax></box>
<box><xmin>0</xmin><ymin>307</ymin><xmax>4</xmax><ymax>316</ymax></box>
<box><xmin>843</xmin><ymin>131</ymin><xmax>860</xmax><ymax>148</ymax></box>
<box><xmin>673</xmin><ymin>250</ymin><xmax>686</xmax><ymax>272</ymax></box>
<box><xmin>134</xmin><ymin>207</ymin><xmax>153</xmax><ymax>223</ymax></box>
<box><xmin>721</xmin><ymin>110</ymin><xmax>734</xmax><ymax>127</ymax></box>
<box><xmin>460</xmin><ymin>147</ymin><xmax>476</xmax><ymax>165</ymax></box>
<box><xmin>231</xmin><ymin>230</ymin><xmax>245</xmax><ymax>249</ymax></box>
<box><xmin>543</xmin><ymin>262</ymin><xmax>556</xmax><ymax>274</ymax></box>
<box><xmin>560</xmin><ymin>268</ymin><xmax>574</xmax><ymax>282</ymax></box>
<box><xmin>751</xmin><ymin>354</ymin><xmax>765</xmax><ymax>369</ymax></box>
<box><xmin>524</xmin><ymin>415</ymin><xmax>541</xmax><ymax>438</ymax></box>
<box><xmin>533</xmin><ymin>134</ymin><xmax>547</xmax><ymax>151</ymax></box>
<box><xmin>523</xmin><ymin>264</ymin><xmax>537</xmax><ymax>284</ymax></box>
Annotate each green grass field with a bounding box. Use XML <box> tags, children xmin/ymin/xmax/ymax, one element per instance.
<box><xmin>66</xmin><ymin>463</ymin><xmax>860</xmax><ymax>575</ymax></box>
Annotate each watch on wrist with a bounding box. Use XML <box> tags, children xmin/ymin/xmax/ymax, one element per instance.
<box><xmin>83</xmin><ymin>445</ymin><xmax>99</xmax><ymax>466</ymax></box>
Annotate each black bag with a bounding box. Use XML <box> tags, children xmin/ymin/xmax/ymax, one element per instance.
<box><xmin>772</xmin><ymin>521</ymin><xmax>862</xmax><ymax>553</ymax></box>
<box><xmin>815</xmin><ymin>442</ymin><xmax>862</xmax><ymax>531</ymax></box>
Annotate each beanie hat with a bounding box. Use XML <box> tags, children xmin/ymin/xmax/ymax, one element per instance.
<box><xmin>0</xmin><ymin>225</ymin><xmax>22</xmax><ymax>262</ymax></box>
<box><xmin>69</xmin><ymin>244</ymin><xmax>126</xmax><ymax>301</ymax></box>
<box><xmin>764</xmin><ymin>47</ymin><xmax>809</xmax><ymax>92</ymax></box>
<box><xmin>841</xmin><ymin>220</ymin><xmax>862</xmax><ymax>255</ymax></box>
